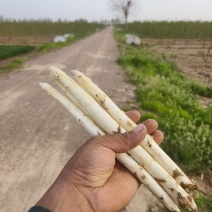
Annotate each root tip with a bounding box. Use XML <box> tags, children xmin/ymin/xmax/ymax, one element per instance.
<box><xmin>71</xmin><ymin>70</ymin><xmax>80</xmax><ymax>77</ymax></box>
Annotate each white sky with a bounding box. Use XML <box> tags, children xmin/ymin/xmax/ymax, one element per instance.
<box><xmin>0</xmin><ymin>0</ymin><xmax>212</xmax><ymax>21</ymax></box>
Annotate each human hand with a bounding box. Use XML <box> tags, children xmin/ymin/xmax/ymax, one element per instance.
<box><xmin>36</xmin><ymin>110</ymin><xmax>164</xmax><ymax>212</ymax></box>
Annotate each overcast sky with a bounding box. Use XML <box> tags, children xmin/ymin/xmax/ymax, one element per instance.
<box><xmin>0</xmin><ymin>0</ymin><xmax>212</xmax><ymax>22</ymax></box>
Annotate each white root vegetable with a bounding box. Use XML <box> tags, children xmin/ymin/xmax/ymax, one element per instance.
<box><xmin>50</xmin><ymin>67</ymin><xmax>125</xmax><ymax>134</ymax></box>
<box><xmin>49</xmin><ymin>67</ymin><xmax>197</xmax><ymax>211</ymax></box>
<box><xmin>71</xmin><ymin>70</ymin><xmax>197</xmax><ymax>191</ymax></box>
<box><xmin>53</xmin><ymin>80</ymin><xmax>89</xmax><ymax>118</ymax></box>
<box><xmin>115</xmin><ymin>154</ymin><xmax>181</xmax><ymax>212</ymax></box>
<box><xmin>55</xmin><ymin>81</ymin><xmax>83</xmax><ymax>111</ymax></box>
<box><xmin>39</xmin><ymin>82</ymin><xmax>180</xmax><ymax>212</ymax></box>
<box><xmin>39</xmin><ymin>83</ymin><xmax>103</xmax><ymax>136</ymax></box>
<box><xmin>128</xmin><ymin>146</ymin><xmax>197</xmax><ymax>211</ymax></box>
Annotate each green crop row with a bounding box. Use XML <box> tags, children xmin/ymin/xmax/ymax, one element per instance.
<box><xmin>0</xmin><ymin>20</ymin><xmax>104</xmax><ymax>36</ymax></box>
<box><xmin>117</xmin><ymin>21</ymin><xmax>212</xmax><ymax>39</ymax></box>
<box><xmin>0</xmin><ymin>45</ymin><xmax>35</xmax><ymax>60</ymax></box>
<box><xmin>115</xmin><ymin>31</ymin><xmax>212</xmax><ymax>174</ymax></box>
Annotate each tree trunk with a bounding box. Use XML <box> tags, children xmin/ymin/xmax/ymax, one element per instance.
<box><xmin>125</xmin><ymin>13</ymin><xmax>128</xmax><ymax>31</ymax></box>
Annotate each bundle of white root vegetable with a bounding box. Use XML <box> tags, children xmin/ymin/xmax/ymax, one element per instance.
<box><xmin>40</xmin><ymin>67</ymin><xmax>197</xmax><ymax>212</ymax></box>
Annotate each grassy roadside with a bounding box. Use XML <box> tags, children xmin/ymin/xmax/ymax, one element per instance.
<box><xmin>117</xmin><ymin>21</ymin><xmax>212</xmax><ymax>39</ymax></box>
<box><xmin>0</xmin><ymin>45</ymin><xmax>34</xmax><ymax>73</ymax></box>
<box><xmin>160</xmin><ymin>194</ymin><xmax>212</xmax><ymax>212</ymax></box>
<box><xmin>36</xmin><ymin>31</ymin><xmax>93</xmax><ymax>52</ymax></box>
<box><xmin>0</xmin><ymin>31</ymin><xmax>98</xmax><ymax>74</ymax></box>
<box><xmin>115</xmin><ymin>31</ymin><xmax>212</xmax><ymax>174</ymax></box>
<box><xmin>0</xmin><ymin>45</ymin><xmax>35</xmax><ymax>60</ymax></box>
<box><xmin>115</xmin><ymin>31</ymin><xmax>212</xmax><ymax>211</ymax></box>
<box><xmin>0</xmin><ymin>59</ymin><xmax>25</xmax><ymax>73</ymax></box>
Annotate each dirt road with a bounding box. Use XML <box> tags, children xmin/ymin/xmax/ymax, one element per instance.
<box><xmin>0</xmin><ymin>27</ymin><xmax>162</xmax><ymax>212</ymax></box>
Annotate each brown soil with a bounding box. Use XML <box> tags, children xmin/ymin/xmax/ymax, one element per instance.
<box><xmin>142</xmin><ymin>38</ymin><xmax>212</xmax><ymax>108</ymax></box>
<box><xmin>143</xmin><ymin>39</ymin><xmax>212</xmax><ymax>85</ymax></box>
<box><xmin>193</xmin><ymin>172</ymin><xmax>212</xmax><ymax>195</ymax></box>
<box><xmin>0</xmin><ymin>28</ymin><xmax>162</xmax><ymax>212</ymax></box>
<box><xmin>0</xmin><ymin>35</ymin><xmax>52</xmax><ymax>46</ymax></box>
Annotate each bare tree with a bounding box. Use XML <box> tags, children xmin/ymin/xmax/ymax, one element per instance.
<box><xmin>110</xmin><ymin>0</ymin><xmax>138</xmax><ymax>30</ymax></box>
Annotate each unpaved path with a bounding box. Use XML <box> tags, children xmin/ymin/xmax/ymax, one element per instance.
<box><xmin>0</xmin><ymin>27</ymin><xmax>162</xmax><ymax>212</ymax></box>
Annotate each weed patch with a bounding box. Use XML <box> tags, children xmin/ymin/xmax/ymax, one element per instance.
<box><xmin>0</xmin><ymin>59</ymin><xmax>25</xmax><ymax>73</ymax></box>
<box><xmin>179</xmin><ymin>192</ymin><xmax>212</xmax><ymax>212</ymax></box>
<box><xmin>0</xmin><ymin>45</ymin><xmax>35</xmax><ymax>60</ymax></box>
<box><xmin>116</xmin><ymin>32</ymin><xmax>212</xmax><ymax>173</ymax></box>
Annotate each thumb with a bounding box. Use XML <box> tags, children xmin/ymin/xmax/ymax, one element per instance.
<box><xmin>98</xmin><ymin>124</ymin><xmax>147</xmax><ymax>153</ymax></box>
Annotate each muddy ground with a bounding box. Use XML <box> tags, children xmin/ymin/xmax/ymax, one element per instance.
<box><xmin>0</xmin><ymin>28</ymin><xmax>163</xmax><ymax>212</ymax></box>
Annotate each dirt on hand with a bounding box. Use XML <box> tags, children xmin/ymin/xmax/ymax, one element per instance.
<box><xmin>0</xmin><ymin>27</ymin><xmax>162</xmax><ymax>212</ymax></box>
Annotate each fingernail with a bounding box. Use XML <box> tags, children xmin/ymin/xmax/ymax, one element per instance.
<box><xmin>133</xmin><ymin>124</ymin><xmax>145</xmax><ymax>134</ymax></box>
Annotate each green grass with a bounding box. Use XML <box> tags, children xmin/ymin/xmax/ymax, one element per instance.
<box><xmin>161</xmin><ymin>193</ymin><xmax>212</xmax><ymax>212</ymax></box>
<box><xmin>117</xmin><ymin>21</ymin><xmax>212</xmax><ymax>39</ymax></box>
<box><xmin>115</xmin><ymin>31</ymin><xmax>212</xmax><ymax>174</ymax></box>
<box><xmin>193</xmin><ymin>193</ymin><xmax>212</xmax><ymax>212</ymax></box>
<box><xmin>179</xmin><ymin>192</ymin><xmax>212</xmax><ymax>212</ymax></box>
<box><xmin>0</xmin><ymin>45</ymin><xmax>35</xmax><ymax>60</ymax></box>
<box><xmin>0</xmin><ymin>59</ymin><xmax>25</xmax><ymax>73</ymax></box>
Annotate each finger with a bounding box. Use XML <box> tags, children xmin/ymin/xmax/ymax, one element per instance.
<box><xmin>151</xmin><ymin>130</ymin><xmax>164</xmax><ymax>145</ymax></box>
<box><xmin>97</xmin><ymin>124</ymin><xmax>147</xmax><ymax>153</ymax></box>
<box><xmin>142</xmin><ymin>119</ymin><xmax>158</xmax><ymax>134</ymax></box>
<box><xmin>125</xmin><ymin>110</ymin><xmax>141</xmax><ymax>123</ymax></box>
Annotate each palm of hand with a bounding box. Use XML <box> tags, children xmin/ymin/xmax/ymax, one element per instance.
<box><xmin>60</xmin><ymin>111</ymin><xmax>163</xmax><ymax>212</ymax></box>
<box><xmin>66</xmin><ymin>138</ymin><xmax>139</xmax><ymax>212</ymax></box>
